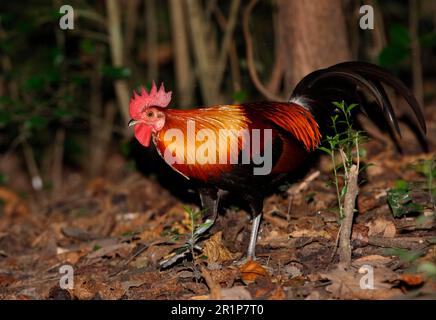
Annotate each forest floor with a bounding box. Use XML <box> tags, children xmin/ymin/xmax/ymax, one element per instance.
<box><xmin>0</xmin><ymin>107</ymin><xmax>436</xmax><ymax>300</ymax></box>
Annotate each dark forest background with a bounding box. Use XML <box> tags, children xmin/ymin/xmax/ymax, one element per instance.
<box><xmin>1</xmin><ymin>0</ymin><xmax>435</xmax><ymax>202</ymax></box>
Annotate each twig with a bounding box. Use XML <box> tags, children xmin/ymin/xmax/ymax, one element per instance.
<box><xmin>89</xmin><ymin>44</ymin><xmax>104</xmax><ymax>177</ymax></box>
<box><xmin>169</xmin><ymin>0</ymin><xmax>194</xmax><ymax>107</ymax></box>
<box><xmin>106</xmin><ymin>0</ymin><xmax>131</xmax><ymax>132</ymax></box>
<box><xmin>338</xmin><ymin>164</ymin><xmax>359</xmax><ymax>269</ymax></box>
<box><xmin>75</xmin><ymin>8</ymin><xmax>107</xmax><ymax>27</ymax></box>
<box><xmin>186</xmin><ymin>0</ymin><xmax>221</xmax><ymax>104</ymax></box>
<box><xmin>213</xmin><ymin>6</ymin><xmax>241</xmax><ymax>92</ymax></box>
<box><xmin>146</xmin><ymin>0</ymin><xmax>159</xmax><ymax>80</ymax></box>
<box><xmin>267</xmin><ymin>7</ymin><xmax>284</xmax><ymax>94</ymax></box>
<box><xmin>287</xmin><ymin>170</ymin><xmax>321</xmax><ymax>196</ymax></box>
<box><xmin>51</xmin><ymin>129</ymin><xmax>65</xmax><ymax>199</ymax></box>
<box><xmin>69</xmin><ymin>29</ymin><xmax>109</xmax><ymax>43</ymax></box>
<box><xmin>22</xmin><ymin>141</ymin><xmax>41</xmax><ymax>190</ymax></box>
<box><xmin>242</xmin><ymin>0</ymin><xmax>283</xmax><ymax>101</ymax></box>
<box><xmin>368</xmin><ymin>236</ymin><xmax>433</xmax><ymax>250</ymax></box>
<box><xmin>124</xmin><ymin>0</ymin><xmax>140</xmax><ymax>55</ymax></box>
<box><xmin>215</xmin><ymin>0</ymin><xmax>241</xmax><ymax>88</ymax></box>
<box><xmin>201</xmin><ymin>266</ymin><xmax>221</xmax><ymax>300</ymax></box>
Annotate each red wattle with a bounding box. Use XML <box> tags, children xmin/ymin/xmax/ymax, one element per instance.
<box><xmin>134</xmin><ymin>124</ymin><xmax>153</xmax><ymax>147</ymax></box>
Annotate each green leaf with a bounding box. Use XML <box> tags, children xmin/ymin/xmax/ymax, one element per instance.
<box><xmin>50</xmin><ymin>47</ymin><xmax>64</xmax><ymax>66</ymax></box>
<box><xmin>386</xmin><ymin>248</ymin><xmax>424</xmax><ymax>263</ymax></box>
<box><xmin>0</xmin><ymin>173</ymin><xmax>8</xmax><ymax>185</ymax></box>
<box><xmin>25</xmin><ymin>115</ymin><xmax>48</xmax><ymax>130</ymax></box>
<box><xmin>102</xmin><ymin>66</ymin><xmax>131</xmax><ymax>79</ymax></box>
<box><xmin>378</xmin><ymin>45</ymin><xmax>410</xmax><ymax>67</ymax></box>
<box><xmin>332</xmin><ymin>101</ymin><xmax>345</xmax><ymax>109</ymax></box>
<box><xmin>358</xmin><ymin>147</ymin><xmax>367</xmax><ymax>158</ymax></box>
<box><xmin>0</xmin><ymin>109</ymin><xmax>12</xmax><ymax>125</ymax></box>
<box><xmin>24</xmin><ymin>75</ymin><xmax>45</xmax><ymax>90</ymax></box>
<box><xmin>387</xmin><ymin>182</ymin><xmax>423</xmax><ymax>218</ymax></box>
<box><xmin>318</xmin><ymin>146</ymin><xmax>332</xmax><ymax>155</ymax></box>
<box><xmin>232</xmin><ymin>90</ymin><xmax>247</xmax><ymax>103</ymax></box>
<box><xmin>347</xmin><ymin>103</ymin><xmax>359</xmax><ymax>113</ymax></box>
<box><xmin>417</xmin><ymin>262</ymin><xmax>436</xmax><ymax>278</ymax></box>
<box><xmin>389</xmin><ymin>24</ymin><xmax>411</xmax><ymax>48</ymax></box>
<box><xmin>411</xmin><ymin>159</ymin><xmax>436</xmax><ymax>179</ymax></box>
<box><xmin>340</xmin><ymin>185</ymin><xmax>348</xmax><ymax>199</ymax></box>
<box><xmin>72</xmin><ymin>74</ymin><xmax>88</xmax><ymax>85</ymax></box>
<box><xmin>394</xmin><ymin>179</ymin><xmax>409</xmax><ymax>190</ymax></box>
<box><xmin>80</xmin><ymin>39</ymin><xmax>96</xmax><ymax>54</ymax></box>
<box><xmin>378</xmin><ymin>25</ymin><xmax>411</xmax><ymax>68</ymax></box>
<box><xmin>54</xmin><ymin>108</ymin><xmax>74</xmax><ymax>120</ymax></box>
<box><xmin>420</xmin><ymin>32</ymin><xmax>436</xmax><ymax>48</ymax></box>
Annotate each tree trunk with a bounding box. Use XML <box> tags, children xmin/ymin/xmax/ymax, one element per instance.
<box><xmin>169</xmin><ymin>0</ymin><xmax>194</xmax><ymax>107</ymax></box>
<box><xmin>277</xmin><ymin>0</ymin><xmax>351</xmax><ymax>91</ymax></box>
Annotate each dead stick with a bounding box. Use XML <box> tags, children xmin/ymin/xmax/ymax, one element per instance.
<box><xmin>200</xmin><ymin>266</ymin><xmax>221</xmax><ymax>300</ymax></box>
<box><xmin>338</xmin><ymin>164</ymin><xmax>359</xmax><ymax>269</ymax></box>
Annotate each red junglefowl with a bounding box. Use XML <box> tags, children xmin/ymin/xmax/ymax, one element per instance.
<box><xmin>128</xmin><ymin>61</ymin><xmax>426</xmax><ymax>262</ymax></box>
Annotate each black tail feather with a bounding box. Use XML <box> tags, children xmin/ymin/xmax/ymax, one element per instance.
<box><xmin>290</xmin><ymin>61</ymin><xmax>427</xmax><ymax>136</ymax></box>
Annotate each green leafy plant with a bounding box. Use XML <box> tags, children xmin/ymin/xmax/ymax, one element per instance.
<box><xmin>379</xmin><ymin>24</ymin><xmax>436</xmax><ymax>68</ymax></box>
<box><xmin>418</xmin><ymin>262</ymin><xmax>436</xmax><ymax>279</ymax></box>
<box><xmin>387</xmin><ymin>180</ymin><xmax>423</xmax><ymax>218</ymax></box>
<box><xmin>160</xmin><ymin>206</ymin><xmax>213</xmax><ymax>268</ymax></box>
<box><xmin>319</xmin><ymin>101</ymin><xmax>366</xmax><ymax>219</ymax></box>
<box><xmin>386</xmin><ymin>248</ymin><xmax>425</xmax><ymax>263</ymax></box>
<box><xmin>410</xmin><ymin>159</ymin><xmax>436</xmax><ymax>210</ymax></box>
<box><xmin>388</xmin><ymin>248</ymin><xmax>436</xmax><ymax>280</ymax></box>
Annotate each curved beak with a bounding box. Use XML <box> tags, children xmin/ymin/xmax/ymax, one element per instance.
<box><xmin>128</xmin><ymin>119</ymin><xmax>140</xmax><ymax>127</ymax></box>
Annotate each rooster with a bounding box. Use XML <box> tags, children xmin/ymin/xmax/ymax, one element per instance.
<box><xmin>128</xmin><ymin>62</ymin><xmax>426</xmax><ymax>261</ymax></box>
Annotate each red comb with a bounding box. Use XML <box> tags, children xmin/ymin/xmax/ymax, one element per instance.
<box><xmin>129</xmin><ymin>81</ymin><xmax>172</xmax><ymax>119</ymax></box>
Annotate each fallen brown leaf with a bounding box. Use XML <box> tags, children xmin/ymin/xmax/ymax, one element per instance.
<box><xmin>240</xmin><ymin>260</ymin><xmax>269</xmax><ymax>285</ymax></box>
<box><xmin>203</xmin><ymin>231</ymin><xmax>235</xmax><ymax>263</ymax></box>
<box><xmin>321</xmin><ymin>266</ymin><xmax>400</xmax><ymax>299</ymax></box>
<box><xmin>352</xmin><ymin>255</ymin><xmax>392</xmax><ymax>268</ymax></box>
<box><xmin>366</xmin><ymin>218</ymin><xmax>396</xmax><ymax>238</ymax></box>
<box><xmin>398</xmin><ymin>274</ymin><xmax>425</xmax><ymax>287</ymax></box>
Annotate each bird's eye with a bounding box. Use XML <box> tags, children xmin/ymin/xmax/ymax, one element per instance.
<box><xmin>147</xmin><ymin>111</ymin><xmax>154</xmax><ymax>118</ymax></box>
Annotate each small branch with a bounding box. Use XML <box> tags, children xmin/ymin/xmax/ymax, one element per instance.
<box><xmin>70</xmin><ymin>29</ymin><xmax>109</xmax><ymax>43</ymax></box>
<box><xmin>242</xmin><ymin>0</ymin><xmax>283</xmax><ymax>101</ymax></box>
<box><xmin>169</xmin><ymin>0</ymin><xmax>194</xmax><ymax>107</ymax></box>
<box><xmin>338</xmin><ymin>164</ymin><xmax>359</xmax><ymax>269</ymax></box>
<box><xmin>201</xmin><ymin>266</ymin><xmax>222</xmax><ymax>300</ymax></box>
<box><xmin>22</xmin><ymin>140</ymin><xmax>43</xmax><ymax>192</ymax></box>
<box><xmin>146</xmin><ymin>0</ymin><xmax>159</xmax><ymax>80</ymax></box>
<box><xmin>75</xmin><ymin>9</ymin><xmax>107</xmax><ymax>27</ymax></box>
<box><xmin>124</xmin><ymin>0</ymin><xmax>140</xmax><ymax>55</ymax></box>
<box><xmin>89</xmin><ymin>45</ymin><xmax>104</xmax><ymax>177</ymax></box>
<box><xmin>267</xmin><ymin>7</ymin><xmax>284</xmax><ymax>94</ymax></box>
<box><xmin>186</xmin><ymin>0</ymin><xmax>221</xmax><ymax>104</ymax></box>
<box><xmin>106</xmin><ymin>0</ymin><xmax>131</xmax><ymax>132</ymax></box>
<box><xmin>367</xmin><ymin>0</ymin><xmax>387</xmax><ymax>59</ymax></box>
<box><xmin>213</xmin><ymin>6</ymin><xmax>241</xmax><ymax>92</ymax></box>
<box><xmin>287</xmin><ymin>170</ymin><xmax>321</xmax><ymax>196</ymax></box>
<box><xmin>214</xmin><ymin>0</ymin><xmax>241</xmax><ymax>88</ymax></box>
<box><xmin>51</xmin><ymin>129</ymin><xmax>65</xmax><ymax>200</ymax></box>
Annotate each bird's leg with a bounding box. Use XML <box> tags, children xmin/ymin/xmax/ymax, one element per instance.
<box><xmin>196</xmin><ymin>188</ymin><xmax>221</xmax><ymax>237</ymax></box>
<box><xmin>247</xmin><ymin>213</ymin><xmax>262</xmax><ymax>260</ymax></box>
<box><xmin>246</xmin><ymin>196</ymin><xmax>264</xmax><ymax>260</ymax></box>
